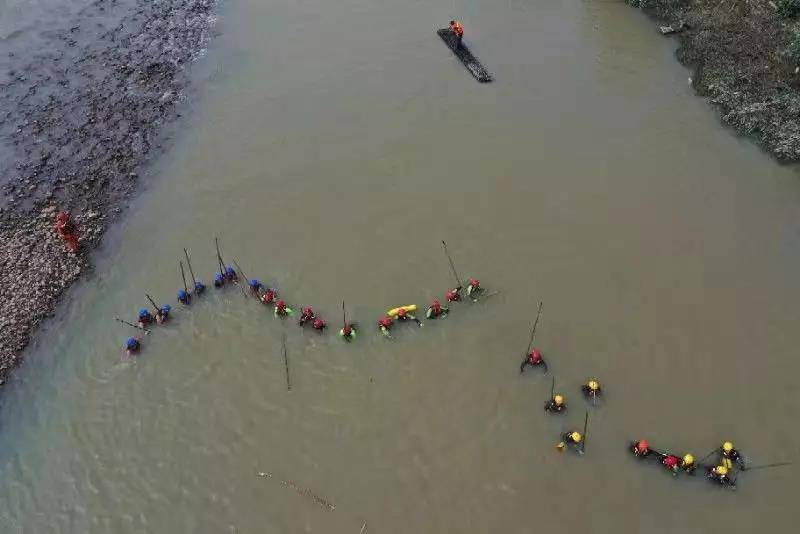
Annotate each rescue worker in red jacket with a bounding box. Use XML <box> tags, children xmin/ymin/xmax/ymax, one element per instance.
<box><xmin>631</xmin><ymin>439</ymin><xmax>652</xmax><ymax>458</ymax></box>
<box><xmin>426</xmin><ymin>299</ymin><xmax>449</xmax><ymax>319</ymax></box>
<box><xmin>445</xmin><ymin>287</ymin><xmax>462</xmax><ymax>303</ymax></box>
<box><xmin>661</xmin><ymin>454</ymin><xmax>681</xmax><ymax>475</ymax></box>
<box><xmin>378</xmin><ymin>315</ymin><xmax>394</xmax><ymax>338</ymax></box>
<box><xmin>396</xmin><ymin>307</ymin><xmax>422</xmax><ymax>327</ymax></box>
<box><xmin>520</xmin><ymin>348</ymin><xmax>547</xmax><ymax>374</ymax></box>
<box><xmin>299</xmin><ymin>307</ymin><xmax>316</xmax><ymax>326</ymax></box>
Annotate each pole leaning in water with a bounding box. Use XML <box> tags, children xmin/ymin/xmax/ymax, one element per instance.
<box><xmin>441</xmin><ymin>240</ymin><xmax>462</xmax><ymax>288</ymax></box>
<box><xmin>581</xmin><ymin>410</ymin><xmax>589</xmax><ymax>455</ymax></box>
<box><xmin>184</xmin><ymin>248</ymin><xmax>198</xmax><ymax>287</ymax></box>
<box><xmin>179</xmin><ymin>261</ymin><xmax>189</xmax><ymax>297</ymax></box>
<box><xmin>282</xmin><ymin>331</ymin><xmax>291</xmax><ymax>391</ymax></box>
<box><xmin>342</xmin><ymin>300</ymin><xmax>347</xmax><ymax>331</ymax></box>
<box><xmin>145</xmin><ymin>293</ymin><xmax>162</xmax><ymax>312</ymax></box>
<box><xmin>526</xmin><ymin>301</ymin><xmax>544</xmax><ymax>355</ymax></box>
<box><xmin>215</xmin><ymin>237</ymin><xmax>225</xmax><ymax>275</ymax></box>
<box><xmin>114</xmin><ymin>316</ymin><xmax>150</xmax><ymax>334</ymax></box>
<box><xmin>233</xmin><ymin>259</ymin><xmax>253</xmax><ymax>299</ymax></box>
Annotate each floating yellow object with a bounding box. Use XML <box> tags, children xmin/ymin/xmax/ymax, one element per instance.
<box><xmin>387</xmin><ymin>305</ymin><xmax>417</xmax><ymax>317</ymax></box>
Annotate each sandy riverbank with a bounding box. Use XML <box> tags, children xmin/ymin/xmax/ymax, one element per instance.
<box><xmin>0</xmin><ymin>0</ymin><xmax>218</xmax><ymax>384</ymax></box>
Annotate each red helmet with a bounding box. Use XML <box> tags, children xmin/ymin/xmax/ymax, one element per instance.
<box><xmin>343</xmin><ymin>324</ymin><xmax>352</xmax><ymax>335</ymax></box>
<box><xmin>379</xmin><ymin>316</ymin><xmax>393</xmax><ymax>327</ymax></box>
<box><xmin>431</xmin><ymin>299</ymin><xmax>441</xmax><ymax>309</ymax></box>
<box><xmin>276</xmin><ymin>299</ymin><xmax>286</xmax><ymax>309</ymax></box>
<box><xmin>303</xmin><ymin>307</ymin><xmax>313</xmax><ymax>316</ymax></box>
<box><xmin>529</xmin><ymin>349</ymin><xmax>542</xmax><ymax>363</ymax></box>
<box><xmin>470</xmin><ymin>278</ymin><xmax>479</xmax><ymax>288</ymax></box>
<box><xmin>446</xmin><ymin>289</ymin><xmax>458</xmax><ymax>301</ymax></box>
<box><xmin>397</xmin><ymin>308</ymin><xmax>407</xmax><ymax>318</ymax></box>
<box><xmin>637</xmin><ymin>440</ymin><xmax>649</xmax><ymax>451</ymax></box>
<box><xmin>313</xmin><ymin>318</ymin><xmax>325</xmax><ymax>329</ymax></box>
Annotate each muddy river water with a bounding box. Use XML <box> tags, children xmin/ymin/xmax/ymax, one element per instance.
<box><xmin>1</xmin><ymin>1</ymin><xmax>799</xmax><ymax>532</ymax></box>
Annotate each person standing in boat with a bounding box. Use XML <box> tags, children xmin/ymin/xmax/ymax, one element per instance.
<box><xmin>449</xmin><ymin>20</ymin><xmax>464</xmax><ymax>46</ymax></box>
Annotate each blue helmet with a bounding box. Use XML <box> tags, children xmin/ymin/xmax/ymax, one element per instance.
<box><xmin>161</xmin><ymin>304</ymin><xmax>172</xmax><ymax>313</ymax></box>
<box><xmin>138</xmin><ymin>308</ymin><xmax>150</xmax><ymax>319</ymax></box>
<box><xmin>126</xmin><ymin>337</ymin><xmax>139</xmax><ymax>349</ymax></box>
<box><xmin>194</xmin><ymin>280</ymin><xmax>205</xmax><ymax>289</ymax></box>
<box><xmin>249</xmin><ymin>279</ymin><xmax>261</xmax><ymax>288</ymax></box>
<box><xmin>214</xmin><ymin>273</ymin><xmax>224</xmax><ymax>282</ymax></box>
<box><xmin>226</xmin><ymin>266</ymin><xmax>235</xmax><ymax>275</ymax></box>
<box><xmin>178</xmin><ymin>289</ymin><xmax>188</xmax><ymax>299</ymax></box>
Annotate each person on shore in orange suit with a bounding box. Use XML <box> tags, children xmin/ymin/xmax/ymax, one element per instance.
<box><xmin>53</xmin><ymin>211</ymin><xmax>79</xmax><ymax>252</ymax></box>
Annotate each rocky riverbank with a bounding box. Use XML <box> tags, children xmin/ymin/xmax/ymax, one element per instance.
<box><xmin>629</xmin><ymin>0</ymin><xmax>800</xmax><ymax>160</ymax></box>
<box><xmin>0</xmin><ymin>0</ymin><xmax>218</xmax><ymax>385</ymax></box>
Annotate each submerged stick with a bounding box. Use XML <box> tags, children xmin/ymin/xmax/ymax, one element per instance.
<box><xmin>342</xmin><ymin>300</ymin><xmax>347</xmax><ymax>331</ymax></box>
<box><xmin>581</xmin><ymin>410</ymin><xmax>589</xmax><ymax>454</ymax></box>
<box><xmin>184</xmin><ymin>248</ymin><xmax>197</xmax><ymax>285</ymax></box>
<box><xmin>256</xmin><ymin>471</ymin><xmax>334</xmax><ymax>511</ymax></box>
<box><xmin>114</xmin><ymin>316</ymin><xmax>150</xmax><ymax>334</ymax></box>
<box><xmin>699</xmin><ymin>447</ymin><xmax>719</xmax><ymax>464</ymax></box>
<box><xmin>742</xmin><ymin>462</ymin><xmax>792</xmax><ymax>472</ymax></box>
<box><xmin>525</xmin><ymin>301</ymin><xmax>544</xmax><ymax>355</ymax></box>
<box><xmin>360</xmin><ymin>521</ymin><xmax>367</xmax><ymax>534</ymax></box>
<box><xmin>282</xmin><ymin>331</ymin><xmax>291</xmax><ymax>391</ymax></box>
<box><xmin>441</xmin><ymin>240</ymin><xmax>462</xmax><ymax>288</ymax></box>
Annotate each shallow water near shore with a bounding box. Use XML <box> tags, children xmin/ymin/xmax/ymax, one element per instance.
<box><xmin>2</xmin><ymin>1</ymin><xmax>800</xmax><ymax>532</ymax></box>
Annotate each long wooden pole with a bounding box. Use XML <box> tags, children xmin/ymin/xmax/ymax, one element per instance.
<box><xmin>179</xmin><ymin>261</ymin><xmax>189</xmax><ymax>296</ymax></box>
<box><xmin>145</xmin><ymin>293</ymin><xmax>161</xmax><ymax>312</ymax></box>
<box><xmin>525</xmin><ymin>301</ymin><xmax>544</xmax><ymax>355</ymax></box>
<box><xmin>215</xmin><ymin>237</ymin><xmax>226</xmax><ymax>275</ymax></box>
<box><xmin>115</xmin><ymin>316</ymin><xmax>150</xmax><ymax>334</ymax></box>
<box><xmin>581</xmin><ymin>411</ymin><xmax>589</xmax><ymax>454</ymax></box>
<box><xmin>184</xmin><ymin>248</ymin><xmax>197</xmax><ymax>285</ymax></box>
<box><xmin>441</xmin><ymin>240</ymin><xmax>462</xmax><ymax>288</ymax></box>
<box><xmin>233</xmin><ymin>259</ymin><xmax>252</xmax><ymax>298</ymax></box>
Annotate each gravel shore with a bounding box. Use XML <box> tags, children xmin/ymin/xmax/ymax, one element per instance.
<box><xmin>0</xmin><ymin>0</ymin><xmax>218</xmax><ymax>385</ymax></box>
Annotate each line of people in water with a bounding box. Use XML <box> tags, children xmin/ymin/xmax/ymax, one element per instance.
<box><xmin>516</xmin><ymin>315</ymin><xmax>603</xmax><ymax>455</ymax></box>
<box><xmin>518</xmin><ymin>329</ymin><xmax>751</xmax><ymax>489</ymax></box>
<box><xmin>123</xmin><ymin>261</ymin><xmax>489</xmax><ymax>356</ymax></box>
<box><xmin>629</xmin><ymin>439</ymin><xmax>746</xmax><ymax>489</ymax></box>
<box><xmin>121</xmin><ymin>249</ymin><xmax>766</xmax><ymax>492</ymax></box>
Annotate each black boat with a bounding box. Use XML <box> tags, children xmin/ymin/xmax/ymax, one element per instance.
<box><xmin>436</xmin><ymin>28</ymin><xmax>493</xmax><ymax>83</ymax></box>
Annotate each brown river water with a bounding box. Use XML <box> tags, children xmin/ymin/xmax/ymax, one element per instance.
<box><xmin>2</xmin><ymin>1</ymin><xmax>800</xmax><ymax>532</ymax></box>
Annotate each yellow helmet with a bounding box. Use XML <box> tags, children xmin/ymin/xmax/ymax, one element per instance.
<box><xmin>587</xmin><ymin>379</ymin><xmax>599</xmax><ymax>391</ymax></box>
<box><xmin>683</xmin><ymin>454</ymin><xmax>694</xmax><ymax>465</ymax></box>
<box><xmin>722</xmin><ymin>441</ymin><xmax>733</xmax><ymax>452</ymax></box>
<box><xmin>554</xmin><ymin>394</ymin><xmax>564</xmax><ymax>405</ymax></box>
<box><xmin>570</xmin><ymin>431</ymin><xmax>582</xmax><ymax>443</ymax></box>
<box><xmin>715</xmin><ymin>465</ymin><xmax>728</xmax><ymax>476</ymax></box>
